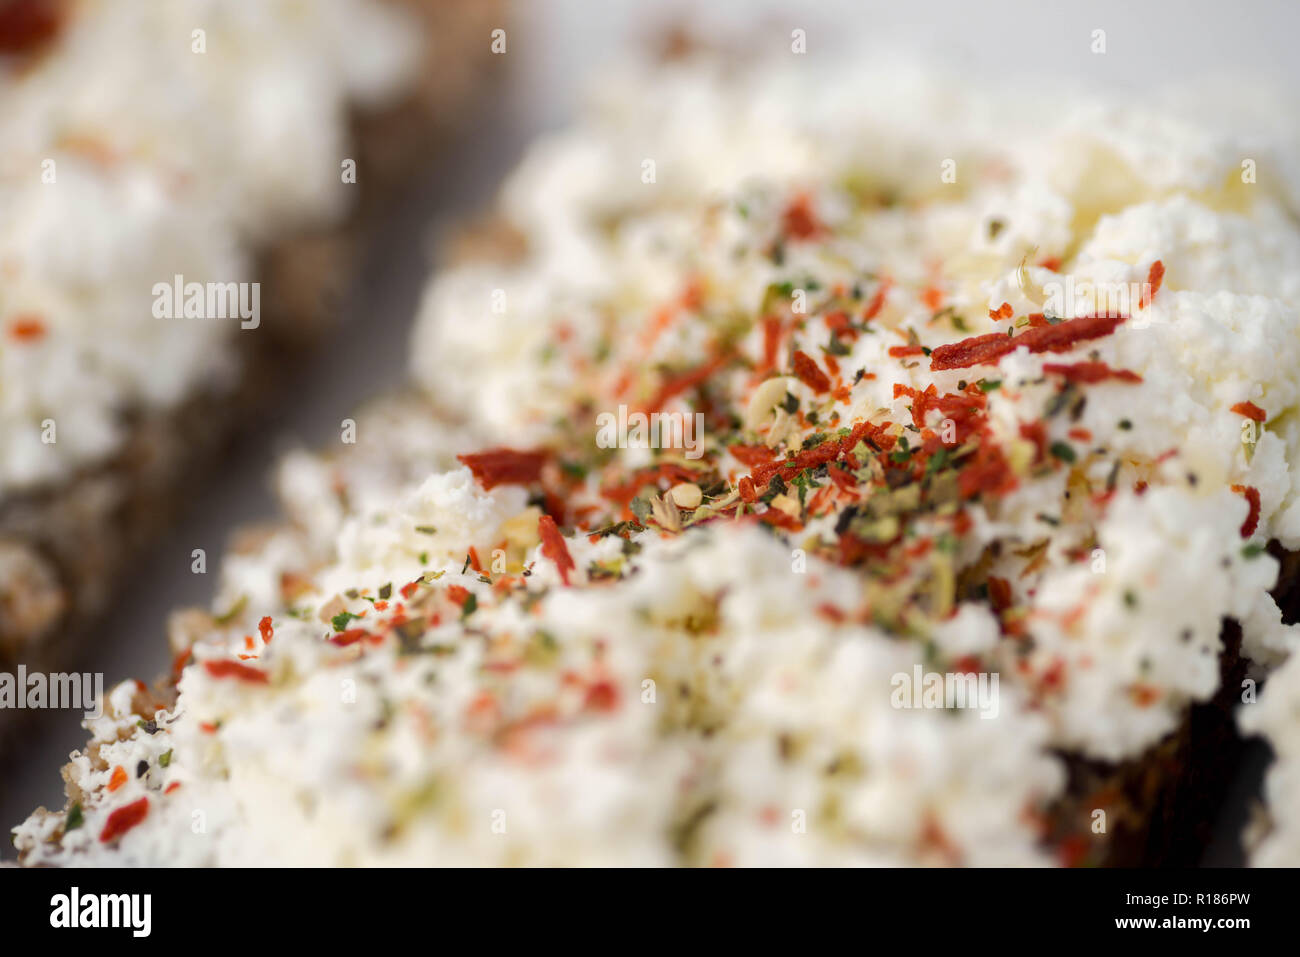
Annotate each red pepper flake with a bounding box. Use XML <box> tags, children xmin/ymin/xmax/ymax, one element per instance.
<box><xmin>1040</xmin><ymin>658</ymin><xmax>1067</xmax><ymax>692</ymax></box>
<box><xmin>258</xmin><ymin>615</ymin><xmax>274</xmax><ymax>644</ymax></box>
<box><xmin>988</xmin><ymin>302</ymin><xmax>1013</xmax><ymax>321</ymax></box>
<box><xmin>0</xmin><ymin>0</ymin><xmax>64</xmax><ymax>55</ymax></box>
<box><xmin>467</xmin><ymin>546</ymin><xmax>483</xmax><ymax>573</ymax></box>
<box><xmin>730</xmin><ymin>443</ymin><xmax>777</xmax><ymax>468</ymax></box>
<box><xmin>823</xmin><ymin>311</ymin><xmax>854</xmax><ymax>336</ymax></box>
<box><xmin>107</xmin><ymin>765</ymin><xmax>127</xmax><ymax>793</ymax></box>
<box><xmin>761</xmin><ymin>508</ymin><xmax>804</xmax><ymax>532</ymax></box>
<box><xmin>164</xmin><ymin>782</ymin><xmax>182</xmax><ymax>795</ymax></box>
<box><xmin>99</xmin><ymin>797</ymin><xmax>149</xmax><ymax>843</ymax></box>
<box><xmin>1038</xmin><ymin>256</ymin><xmax>1062</xmax><ymax>272</ymax></box>
<box><xmin>679</xmin><ymin>278</ymin><xmax>703</xmax><ymax>311</ymax></box>
<box><xmin>199</xmin><ymin>721</ymin><xmax>219</xmax><ymax>734</ymax></box>
<box><xmin>748</xmin><ymin>419</ymin><xmax>893</xmax><ymax>492</ymax></box>
<box><xmin>826</xmin><ymin>463</ymin><xmax>859</xmax><ymax>496</ymax></box>
<box><xmin>1018</xmin><ymin>421</ymin><xmax>1048</xmax><ymax>463</ymax></box>
<box><xmin>920</xmin><ymin>285</ymin><xmax>944</xmax><ymax>311</ymax></box>
<box><xmin>639</xmin><ymin>304</ymin><xmax>677</xmax><ymax>351</ymax></box>
<box><xmin>1057</xmin><ymin>834</ymin><xmax>1090</xmax><ymax>868</ymax></box>
<box><xmin>1042</xmin><ymin>361</ymin><xmax>1142</xmax><ymax>384</ymax></box>
<box><xmin>987</xmin><ymin>576</ymin><xmax>1013</xmax><ymax>613</ymax></box>
<box><xmin>1138</xmin><ymin>260</ymin><xmax>1165</xmax><ymax>309</ymax></box>
<box><xmin>781</xmin><ymin>192</ymin><xmax>824</xmax><ymax>240</ymax></box>
<box><xmin>1131</xmin><ymin>683</ymin><xmax>1161</xmax><ymax>708</ymax></box>
<box><xmin>1230</xmin><ymin>401</ymin><xmax>1266</xmax><ymax>422</ymax></box>
<box><xmin>888</xmin><ymin>344</ymin><xmax>926</xmax><ymax>359</ymax></box>
<box><xmin>816</xmin><ymin>603</ymin><xmax>845</xmax><ymax>623</ymax></box>
<box><xmin>918</xmin><ymin>812</ymin><xmax>962</xmax><ymax>866</ymax></box>
<box><xmin>760</xmin><ymin>316</ymin><xmax>785</xmax><ymax>371</ymax></box>
<box><xmin>1067</xmin><ymin>427</ymin><xmax>1092</xmax><ymax>442</ymax></box>
<box><xmin>330</xmin><ymin>628</ymin><xmax>371</xmax><ymax>647</ymax></box>
<box><xmin>930</xmin><ymin>314</ymin><xmax>1125</xmax><ymax>371</ymax></box>
<box><xmin>791</xmin><ymin>349</ymin><xmax>831</xmax><ymax>393</ymax></box>
<box><xmin>400</xmin><ymin>580</ymin><xmax>420</xmax><ymax>600</ymax></box>
<box><xmin>171</xmin><ymin>646</ymin><xmax>194</xmax><ymax>680</ymax></box>
<box><xmin>583</xmin><ymin>680</ymin><xmax>620</xmax><ymax>713</ymax></box>
<box><xmin>7</xmin><ymin>313</ymin><xmax>46</xmax><ymax>342</ymax></box>
<box><xmin>538</xmin><ymin>514</ymin><xmax>575</xmax><ymax>585</ymax></box>
<box><xmin>958</xmin><ymin>443</ymin><xmax>1018</xmax><ymax>500</ymax></box>
<box><xmin>446</xmin><ymin>584</ymin><xmax>471</xmax><ymax>607</ymax></box>
<box><xmin>1231</xmin><ymin>484</ymin><xmax>1261</xmax><ymax>537</ymax></box>
<box><xmin>643</xmin><ymin>352</ymin><xmax>729</xmax><ymax>412</ymax></box>
<box><xmin>738</xmin><ymin>476</ymin><xmax>758</xmax><ymax>504</ymax></box>
<box><xmin>600</xmin><ymin>462</ymin><xmax>701</xmax><ymax>510</ymax></box>
<box><xmin>894</xmin><ymin>383</ymin><xmax>987</xmax><ymax>437</ymax></box>
<box><xmin>464</xmin><ymin>690</ymin><xmax>500</xmax><ymax>732</ymax></box>
<box><xmin>457</xmin><ymin>448</ymin><xmax>547</xmax><ymax>490</ymax></box>
<box><xmin>863</xmin><ymin>279</ymin><xmax>892</xmax><ymax>321</ymax></box>
<box><xmin>202</xmin><ymin>660</ymin><xmax>269</xmax><ymax>684</ymax></box>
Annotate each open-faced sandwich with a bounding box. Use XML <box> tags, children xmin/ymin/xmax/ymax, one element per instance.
<box><xmin>14</xmin><ymin>50</ymin><xmax>1300</xmax><ymax>866</ymax></box>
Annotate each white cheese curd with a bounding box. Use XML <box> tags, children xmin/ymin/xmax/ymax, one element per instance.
<box><xmin>16</xmin><ymin>51</ymin><xmax>1300</xmax><ymax>866</ymax></box>
<box><xmin>0</xmin><ymin>0</ymin><xmax>420</xmax><ymax>494</ymax></box>
<box><xmin>1241</xmin><ymin>651</ymin><xmax>1300</xmax><ymax>867</ymax></box>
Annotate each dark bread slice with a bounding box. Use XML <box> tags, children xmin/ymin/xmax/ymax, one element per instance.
<box><xmin>1044</xmin><ymin>619</ymin><xmax>1248</xmax><ymax>866</ymax></box>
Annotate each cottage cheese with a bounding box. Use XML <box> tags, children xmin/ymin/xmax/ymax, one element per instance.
<box><xmin>16</xmin><ymin>53</ymin><xmax>1300</xmax><ymax>866</ymax></box>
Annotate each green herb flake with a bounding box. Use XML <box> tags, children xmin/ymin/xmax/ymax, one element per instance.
<box><xmin>65</xmin><ymin>803</ymin><xmax>84</xmax><ymax>833</ymax></box>
<box><xmin>214</xmin><ymin>595</ymin><xmax>247</xmax><ymax>625</ymax></box>
<box><xmin>826</xmin><ymin>335</ymin><xmax>851</xmax><ymax>357</ymax></box>
<box><xmin>1048</xmin><ymin>441</ymin><xmax>1077</xmax><ymax>464</ymax></box>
